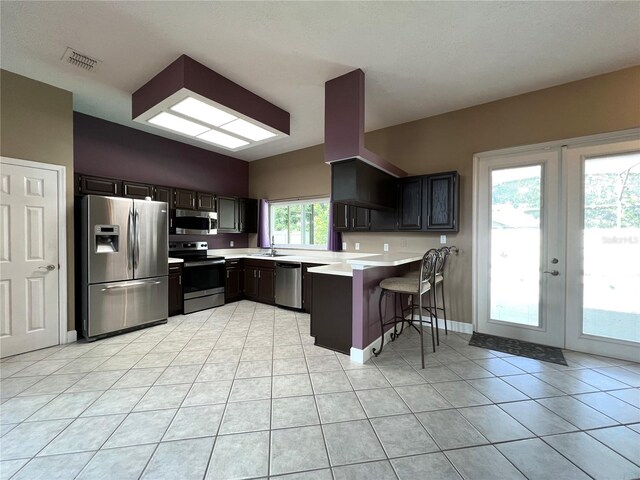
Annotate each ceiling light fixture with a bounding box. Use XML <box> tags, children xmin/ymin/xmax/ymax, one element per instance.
<box><xmin>170</xmin><ymin>97</ymin><xmax>237</xmax><ymax>127</ymax></box>
<box><xmin>148</xmin><ymin>112</ymin><xmax>209</xmax><ymax>137</ymax></box>
<box><xmin>198</xmin><ymin>129</ymin><xmax>249</xmax><ymax>149</ymax></box>
<box><xmin>220</xmin><ymin>118</ymin><xmax>276</xmax><ymax>142</ymax></box>
<box><xmin>132</xmin><ymin>55</ymin><xmax>290</xmax><ymax>152</ymax></box>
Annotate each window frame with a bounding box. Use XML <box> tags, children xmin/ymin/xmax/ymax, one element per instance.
<box><xmin>269</xmin><ymin>197</ymin><xmax>330</xmax><ymax>250</ymax></box>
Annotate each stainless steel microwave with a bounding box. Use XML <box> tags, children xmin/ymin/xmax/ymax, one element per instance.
<box><xmin>173</xmin><ymin>209</ymin><xmax>218</xmax><ymax>235</ymax></box>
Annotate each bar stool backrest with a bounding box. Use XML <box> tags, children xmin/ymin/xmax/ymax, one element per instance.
<box><xmin>435</xmin><ymin>247</ymin><xmax>451</xmax><ymax>276</ymax></box>
<box><xmin>420</xmin><ymin>249</ymin><xmax>439</xmax><ymax>289</ymax></box>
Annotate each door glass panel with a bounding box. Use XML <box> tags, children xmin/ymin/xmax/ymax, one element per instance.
<box><xmin>490</xmin><ymin>165</ymin><xmax>542</xmax><ymax>326</ymax></box>
<box><xmin>582</xmin><ymin>153</ymin><xmax>640</xmax><ymax>343</ymax></box>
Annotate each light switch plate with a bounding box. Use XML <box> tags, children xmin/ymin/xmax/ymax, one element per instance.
<box><xmin>230</xmin><ymin>241</ymin><xmax>234</xmax><ymax>247</ymax></box>
<box><xmin>383</xmin><ymin>243</ymin><xmax>389</xmax><ymax>252</ymax></box>
<box><xmin>342</xmin><ymin>242</ymin><xmax>347</xmax><ymax>250</ymax></box>
<box><xmin>440</xmin><ymin>235</ymin><xmax>447</xmax><ymax>244</ymax></box>
<box><xmin>355</xmin><ymin>242</ymin><xmax>360</xmax><ymax>251</ymax></box>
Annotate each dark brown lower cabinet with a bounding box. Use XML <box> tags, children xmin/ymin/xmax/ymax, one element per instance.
<box><xmin>302</xmin><ymin>263</ymin><xmax>323</xmax><ymax>314</ymax></box>
<box><xmin>311</xmin><ymin>274</ymin><xmax>352</xmax><ymax>355</ymax></box>
<box><xmin>168</xmin><ymin>263</ymin><xmax>183</xmax><ymax>316</ymax></box>
<box><xmin>225</xmin><ymin>260</ymin><xmax>243</xmax><ymax>303</ymax></box>
<box><xmin>243</xmin><ymin>260</ymin><xmax>275</xmax><ymax>304</ymax></box>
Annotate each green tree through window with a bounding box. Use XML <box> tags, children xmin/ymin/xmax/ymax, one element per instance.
<box><xmin>270</xmin><ymin>199</ymin><xmax>330</xmax><ymax>248</ymax></box>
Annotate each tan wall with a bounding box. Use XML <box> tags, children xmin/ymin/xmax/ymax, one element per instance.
<box><xmin>1</xmin><ymin>70</ymin><xmax>75</xmax><ymax>331</ymax></box>
<box><xmin>249</xmin><ymin>66</ymin><xmax>640</xmax><ymax>324</ymax></box>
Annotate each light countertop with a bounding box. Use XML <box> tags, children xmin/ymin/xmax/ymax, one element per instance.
<box><xmin>203</xmin><ymin>248</ymin><xmax>422</xmax><ymax>277</ymax></box>
<box><xmin>168</xmin><ymin>257</ymin><xmax>184</xmax><ymax>264</ymax></box>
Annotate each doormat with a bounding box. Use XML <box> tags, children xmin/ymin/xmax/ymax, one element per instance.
<box><xmin>469</xmin><ymin>332</ymin><xmax>567</xmax><ymax>366</ymax></box>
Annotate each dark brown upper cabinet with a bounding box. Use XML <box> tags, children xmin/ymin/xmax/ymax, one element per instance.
<box><xmin>333</xmin><ymin>203</ymin><xmax>350</xmax><ymax>232</ymax></box>
<box><xmin>174</xmin><ymin>189</ymin><xmax>196</xmax><ymax>209</ymax></box>
<box><xmin>217</xmin><ymin>196</ymin><xmax>238</xmax><ymax>232</ymax></box>
<box><xmin>369</xmin><ymin>207</ymin><xmax>396</xmax><ymax>231</ymax></box>
<box><xmin>197</xmin><ymin>192</ymin><xmax>215</xmax><ymax>211</ymax></box>
<box><xmin>425</xmin><ymin>171</ymin><xmax>459</xmax><ymax>232</ymax></box>
<box><xmin>397</xmin><ymin>177</ymin><xmax>423</xmax><ymax>230</ymax></box>
<box><xmin>331</xmin><ymin>159</ymin><xmax>395</xmax><ymax>209</ymax></box>
<box><xmin>238</xmin><ymin>198</ymin><xmax>258</xmax><ymax>233</ymax></box>
<box><xmin>352</xmin><ymin>206</ymin><xmax>370</xmax><ymax>231</ymax></box>
<box><xmin>122</xmin><ymin>181</ymin><xmax>154</xmax><ymax>199</ymax></box>
<box><xmin>76</xmin><ymin>174</ymin><xmax>122</xmax><ymax>197</ymax></box>
<box><xmin>154</xmin><ymin>186</ymin><xmax>172</xmax><ymax>204</ymax></box>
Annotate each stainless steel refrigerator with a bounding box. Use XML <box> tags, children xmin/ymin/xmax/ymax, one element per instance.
<box><xmin>81</xmin><ymin>195</ymin><xmax>168</xmax><ymax>340</ymax></box>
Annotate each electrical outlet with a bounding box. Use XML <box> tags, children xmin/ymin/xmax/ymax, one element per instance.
<box><xmin>440</xmin><ymin>235</ymin><xmax>446</xmax><ymax>245</ymax></box>
<box><xmin>230</xmin><ymin>241</ymin><xmax>234</xmax><ymax>247</ymax></box>
<box><xmin>383</xmin><ymin>243</ymin><xmax>389</xmax><ymax>252</ymax></box>
<box><xmin>342</xmin><ymin>242</ymin><xmax>347</xmax><ymax>250</ymax></box>
<box><xmin>355</xmin><ymin>242</ymin><xmax>360</xmax><ymax>251</ymax></box>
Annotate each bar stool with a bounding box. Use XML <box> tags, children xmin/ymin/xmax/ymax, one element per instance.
<box><xmin>373</xmin><ymin>249</ymin><xmax>439</xmax><ymax>369</ymax></box>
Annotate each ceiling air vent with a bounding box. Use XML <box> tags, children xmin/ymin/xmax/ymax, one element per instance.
<box><xmin>61</xmin><ymin>47</ymin><xmax>101</xmax><ymax>72</ymax></box>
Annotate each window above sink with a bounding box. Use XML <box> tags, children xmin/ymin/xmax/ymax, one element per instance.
<box><xmin>269</xmin><ymin>198</ymin><xmax>329</xmax><ymax>250</ymax></box>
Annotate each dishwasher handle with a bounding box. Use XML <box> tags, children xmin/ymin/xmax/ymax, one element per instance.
<box><xmin>276</xmin><ymin>263</ymin><xmax>301</xmax><ymax>269</ymax></box>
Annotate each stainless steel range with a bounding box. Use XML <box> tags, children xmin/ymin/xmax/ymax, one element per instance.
<box><xmin>169</xmin><ymin>242</ymin><xmax>225</xmax><ymax>313</ymax></box>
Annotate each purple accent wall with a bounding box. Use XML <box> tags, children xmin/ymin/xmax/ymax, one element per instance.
<box><xmin>74</xmin><ymin>112</ymin><xmax>250</xmax><ymax>249</ymax></box>
<box><xmin>351</xmin><ymin>264</ymin><xmax>414</xmax><ymax>350</ymax></box>
<box><xmin>132</xmin><ymin>55</ymin><xmax>290</xmax><ymax>135</ymax></box>
<box><xmin>324</xmin><ymin>69</ymin><xmax>407</xmax><ymax>178</ymax></box>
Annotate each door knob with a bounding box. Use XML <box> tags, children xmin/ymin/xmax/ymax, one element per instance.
<box><xmin>543</xmin><ymin>270</ymin><xmax>560</xmax><ymax>276</ymax></box>
<box><xmin>39</xmin><ymin>264</ymin><xmax>56</xmax><ymax>271</ymax></box>
<box><xmin>551</xmin><ymin>258</ymin><xmax>559</xmax><ymax>264</ymax></box>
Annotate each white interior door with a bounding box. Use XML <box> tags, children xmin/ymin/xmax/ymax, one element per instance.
<box><xmin>475</xmin><ymin>149</ymin><xmax>565</xmax><ymax>347</ymax></box>
<box><xmin>565</xmin><ymin>139</ymin><xmax>640</xmax><ymax>361</ymax></box>
<box><xmin>1</xmin><ymin>160</ymin><xmax>61</xmax><ymax>357</ymax></box>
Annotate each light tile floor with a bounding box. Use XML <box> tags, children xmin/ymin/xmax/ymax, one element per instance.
<box><xmin>1</xmin><ymin>300</ymin><xmax>639</xmax><ymax>479</ymax></box>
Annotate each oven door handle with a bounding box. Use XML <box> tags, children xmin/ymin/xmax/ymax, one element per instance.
<box><xmin>184</xmin><ymin>260</ymin><xmax>226</xmax><ymax>268</ymax></box>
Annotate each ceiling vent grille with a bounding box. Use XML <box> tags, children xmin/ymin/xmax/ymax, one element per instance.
<box><xmin>61</xmin><ymin>47</ymin><xmax>101</xmax><ymax>72</ymax></box>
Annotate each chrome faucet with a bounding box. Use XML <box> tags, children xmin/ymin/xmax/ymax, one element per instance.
<box><xmin>270</xmin><ymin>235</ymin><xmax>276</xmax><ymax>257</ymax></box>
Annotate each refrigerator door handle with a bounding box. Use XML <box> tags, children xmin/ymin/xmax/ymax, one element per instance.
<box><xmin>127</xmin><ymin>209</ymin><xmax>134</xmax><ymax>272</ymax></box>
<box><xmin>100</xmin><ymin>280</ymin><xmax>162</xmax><ymax>291</ymax></box>
<box><xmin>134</xmin><ymin>209</ymin><xmax>141</xmax><ymax>270</ymax></box>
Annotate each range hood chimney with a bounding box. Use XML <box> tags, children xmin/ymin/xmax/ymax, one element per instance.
<box><xmin>325</xmin><ymin>69</ymin><xmax>406</xmax><ymax>209</ymax></box>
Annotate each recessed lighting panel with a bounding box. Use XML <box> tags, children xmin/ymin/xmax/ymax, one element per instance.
<box><xmin>221</xmin><ymin>118</ymin><xmax>277</xmax><ymax>141</ymax></box>
<box><xmin>148</xmin><ymin>112</ymin><xmax>209</xmax><ymax>137</ymax></box>
<box><xmin>170</xmin><ymin>97</ymin><xmax>237</xmax><ymax>127</ymax></box>
<box><xmin>197</xmin><ymin>129</ymin><xmax>249</xmax><ymax>149</ymax></box>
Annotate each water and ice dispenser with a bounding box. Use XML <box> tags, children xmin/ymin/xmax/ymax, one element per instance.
<box><xmin>94</xmin><ymin>225</ymin><xmax>120</xmax><ymax>253</ymax></box>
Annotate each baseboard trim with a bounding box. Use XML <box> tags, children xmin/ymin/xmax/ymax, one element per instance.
<box><xmin>349</xmin><ymin>318</ymin><xmax>473</xmax><ymax>364</ymax></box>
<box><xmin>66</xmin><ymin>330</ymin><xmax>77</xmax><ymax>344</ymax></box>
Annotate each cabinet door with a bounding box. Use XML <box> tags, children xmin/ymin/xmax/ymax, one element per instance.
<box><xmin>244</xmin><ymin>267</ymin><xmax>258</xmax><ymax>299</ymax></box>
<box><xmin>351</xmin><ymin>207</ymin><xmax>370</xmax><ymax>231</ymax></box>
<box><xmin>238</xmin><ymin>198</ymin><xmax>258</xmax><ymax>233</ymax></box>
<box><xmin>332</xmin><ymin>203</ymin><xmax>350</xmax><ymax>231</ymax></box>
<box><xmin>397</xmin><ymin>177</ymin><xmax>423</xmax><ymax>230</ymax></box>
<box><xmin>225</xmin><ymin>268</ymin><xmax>243</xmax><ymax>302</ymax></box>
<box><xmin>197</xmin><ymin>192</ymin><xmax>215</xmax><ymax>211</ymax></box>
<box><xmin>168</xmin><ymin>273</ymin><xmax>183</xmax><ymax>316</ymax></box>
<box><xmin>370</xmin><ymin>207</ymin><xmax>396</xmax><ymax>232</ymax></box>
<box><xmin>303</xmin><ymin>263</ymin><xmax>323</xmax><ymax>316</ymax></box>
<box><xmin>174</xmin><ymin>189</ymin><xmax>196</xmax><ymax>209</ymax></box>
<box><xmin>257</xmin><ymin>268</ymin><xmax>275</xmax><ymax>304</ymax></box>
<box><xmin>425</xmin><ymin>172</ymin><xmax>459</xmax><ymax>231</ymax></box>
<box><xmin>77</xmin><ymin>175</ymin><xmax>122</xmax><ymax>196</ymax></box>
<box><xmin>154</xmin><ymin>186</ymin><xmax>172</xmax><ymax>204</ymax></box>
<box><xmin>122</xmin><ymin>181</ymin><xmax>154</xmax><ymax>199</ymax></box>
<box><xmin>217</xmin><ymin>196</ymin><xmax>238</xmax><ymax>232</ymax></box>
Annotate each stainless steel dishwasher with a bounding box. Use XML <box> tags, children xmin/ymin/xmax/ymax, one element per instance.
<box><xmin>275</xmin><ymin>262</ymin><xmax>302</xmax><ymax>309</ymax></box>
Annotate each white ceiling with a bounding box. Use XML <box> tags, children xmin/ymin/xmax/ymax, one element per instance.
<box><xmin>2</xmin><ymin>1</ymin><xmax>639</xmax><ymax>161</ymax></box>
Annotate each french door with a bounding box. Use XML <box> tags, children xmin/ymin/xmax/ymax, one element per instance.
<box><xmin>474</xmin><ymin>133</ymin><xmax>640</xmax><ymax>361</ymax></box>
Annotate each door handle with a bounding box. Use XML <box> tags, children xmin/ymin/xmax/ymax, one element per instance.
<box><xmin>134</xmin><ymin>209</ymin><xmax>140</xmax><ymax>269</ymax></box>
<box><xmin>39</xmin><ymin>264</ymin><xmax>56</xmax><ymax>271</ymax></box>
<box><xmin>128</xmin><ymin>209</ymin><xmax>134</xmax><ymax>271</ymax></box>
<box><xmin>101</xmin><ymin>280</ymin><xmax>161</xmax><ymax>291</ymax></box>
<box><xmin>543</xmin><ymin>270</ymin><xmax>560</xmax><ymax>276</ymax></box>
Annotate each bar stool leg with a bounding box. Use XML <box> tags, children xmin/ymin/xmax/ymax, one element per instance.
<box><xmin>416</xmin><ymin>293</ymin><xmax>425</xmax><ymax>369</ymax></box>
<box><xmin>441</xmin><ymin>279</ymin><xmax>448</xmax><ymax>336</ymax></box>
<box><xmin>391</xmin><ymin>293</ymin><xmax>399</xmax><ymax>341</ymax></box>
<box><xmin>432</xmin><ymin>286</ymin><xmax>440</xmax><ymax>346</ymax></box>
<box><xmin>373</xmin><ymin>288</ymin><xmax>386</xmax><ymax>357</ymax></box>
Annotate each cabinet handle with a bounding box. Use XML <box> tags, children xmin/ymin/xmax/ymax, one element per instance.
<box><xmin>352</xmin><ymin>218</ymin><xmax>355</xmax><ymax>229</ymax></box>
<box><xmin>178</xmin><ymin>276</ymin><xmax>181</xmax><ymax>285</ymax></box>
<box><xmin>226</xmin><ymin>271</ymin><xmax>229</xmax><ymax>279</ymax></box>
<box><xmin>258</xmin><ymin>270</ymin><xmax>261</xmax><ymax>279</ymax></box>
<box><xmin>254</xmin><ymin>270</ymin><xmax>256</xmax><ymax>278</ymax></box>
